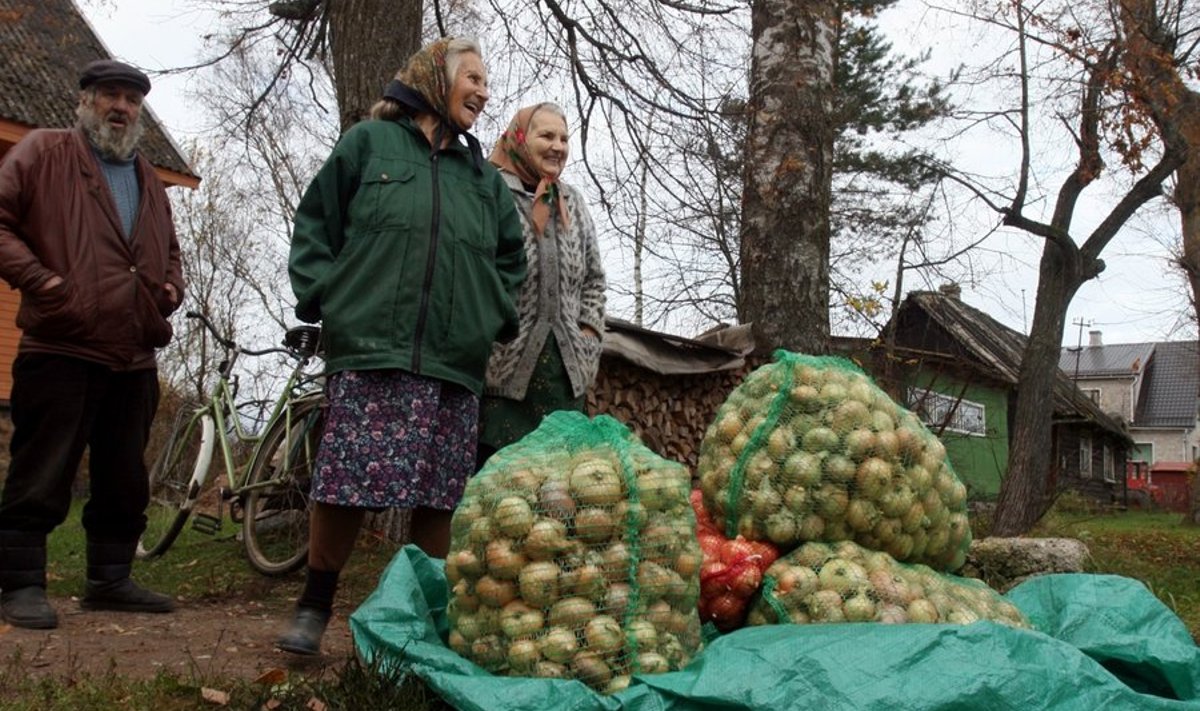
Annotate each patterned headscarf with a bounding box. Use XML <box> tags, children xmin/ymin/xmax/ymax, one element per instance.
<box><xmin>399</xmin><ymin>38</ymin><xmax>454</xmax><ymax>127</ymax></box>
<box><xmin>488</xmin><ymin>104</ymin><xmax>570</xmax><ymax>237</ymax></box>
<box><xmin>383</xmin><ymin>37</ymin><xmax>484</xmax><ymax>169</ymax></box>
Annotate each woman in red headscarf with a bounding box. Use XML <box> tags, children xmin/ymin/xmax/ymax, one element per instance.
<box><xmin>476</xmin><ymin>102</ymin><xmax>607</xmax><ymax>468</ymax></box>
<box><xmin>280</xmin><ymin>37</ymin><xmax>526</xmax><ymax>656</ymax></box>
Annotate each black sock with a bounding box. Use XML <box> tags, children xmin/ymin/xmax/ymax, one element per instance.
<box><xmin>297</xmin><ymin>567</ymin><xmax>339</xmax><ymax>613</ymax></box>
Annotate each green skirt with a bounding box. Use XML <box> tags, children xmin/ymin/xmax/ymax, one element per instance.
<box><xmin>479</xmin><ymin>332</ymin><xmax>585</xmax><ymax>451</ymax></box>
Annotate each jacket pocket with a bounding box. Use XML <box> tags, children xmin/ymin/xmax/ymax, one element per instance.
<box><xmin>17</xmin><ymin>279</ymin><xmax>90</xmax><ymax>341</ymax></box>
<box><xmin>135</xmin><ymin>279</ymin><xmax>174</xmax><ymax>348</ymax></box>
<box><xmin>357</xmin><ymin>160</ymin><xmax>417</xmax><ymax>231</ymax></box>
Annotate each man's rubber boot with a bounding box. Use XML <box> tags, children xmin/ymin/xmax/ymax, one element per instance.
<box><xmin>80</xmin><ymin>539</ymin><xmax>174</xmax><ymax>613</ymax></box>
<box><xmin>0</xmin><ymin>530</ymin><xmax>57</xmax><ymax>629</ymax></box>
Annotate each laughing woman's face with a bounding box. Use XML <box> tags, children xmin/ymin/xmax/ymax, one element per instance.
<box><xmin>525</xmin><ymin>110</ymin><xmax>569</xmax><ymax>180</ymax></box>
<box><xmin>447</xmin><ymin>53</ymin><xmax>490</xmax><ymax>130</ymax></box>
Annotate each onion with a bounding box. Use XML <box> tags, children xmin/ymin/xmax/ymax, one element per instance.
<box><xmin>538</xmin><ymin>626</ymin><xmax>578</xmax><ymax>664</ymax></box>
<box><xmin>569</xmin><ymin>458</ymin><xmax>623</xmax><ymax>506</ymax></box>
<box><xmin>533</xmin><ymin>660</ymin><xmax>568</xmax><ymax>678</ymax></box>
<box><xmin>493</xmin><ymin>496</ymin><xmax>535</xmax><ymax>538</ymax></box>
<box><xmin>524</xmin><ymin>519</ymin><xmax>569</xmax><ymax>561</ymax></box>
<box><xmin>584</xmin><ymin>615</ymin><xmax>623</xmax><ymax>654</ymax></box>
<box><xmin>537</xmin><ymin>480</ymin><xmax>576</xmax><ymax>522</ymax></box>
<box><xmin>506</xmin><ymin>637</ymin><xmax>541</xmax><ymax>673</ymax></box>
<box><xmin>499</xmin><ymin>600</ymin><xmax>544</xmax><ymax>639</ymax></box>
<box><xmin>571</xmin><ymin>650</ymin><xmax>612</xmax><ymax>689</ymax></box>
<box><xmin>548</xmin><ymin>596</ymin><xmax>597</xmax><ymax>629</ymax></box>
<box><xmin>573</xmin><ymin>506</ymin><xmax>615</xmax><ymax>545</ymax></box>
<box><xmin>475</xmin><ymin>575</ymin><xmax>518</xmax><ymax>608</ymax></box>
<box><xmin>517</xmin><ymin>561</ymin><xmax>561</xmax><ymax>608</ymax></box>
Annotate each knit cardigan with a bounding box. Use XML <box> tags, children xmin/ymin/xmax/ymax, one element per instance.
<box><xmin>483</xmin><ymin>171</ymin><xmax>606</xmax><ymax>400</ymax></box>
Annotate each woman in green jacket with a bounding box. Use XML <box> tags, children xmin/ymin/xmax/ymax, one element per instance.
<box><xmin>279</xmin><ymin>37</ymin><xmax>526</xmax><ymax>656</ymax></box>
<box><xmin>476</xmin><ymin>102</ymin><xmax>606</xmax><ymax>468</ymax></box>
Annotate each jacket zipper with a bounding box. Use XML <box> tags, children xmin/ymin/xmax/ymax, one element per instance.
<box><xmin>412</xmin><ymin>150</ymin><xmax>441</xmax><ymax>374</ymax></box>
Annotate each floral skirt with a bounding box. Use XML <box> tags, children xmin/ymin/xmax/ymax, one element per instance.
<box><xmin>310</xmin><ymin>370</ymin><xmax>479</xmax><ymax>510</ymax></box>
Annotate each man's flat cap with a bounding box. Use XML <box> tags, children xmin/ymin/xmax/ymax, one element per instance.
<box><xmin>79</xmin><ymin>59</ymin><xmax>151</xmax><ymax>95</ymax></box>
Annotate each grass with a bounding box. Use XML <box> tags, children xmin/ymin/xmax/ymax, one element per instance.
<box><xmin>3</xmin><ymin>502</ymin><xmax>1198</xmax><ymax>709</ymax></box>
<box><xmin>1032</xmin><ymin>508</ymin><xmax>1200</xmax><ymax>641</ymax></box>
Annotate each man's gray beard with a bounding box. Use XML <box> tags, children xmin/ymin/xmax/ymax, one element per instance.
<box><xmin>76</xmin><ymin>105</ymin><xmax>144</xmax><ymax>161</ymax></box>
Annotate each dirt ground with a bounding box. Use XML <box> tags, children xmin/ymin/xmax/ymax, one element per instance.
<box><xmin>0</xmin><ymin>593</ymin><xmax>357</xmax><ymax>683</ymax></box>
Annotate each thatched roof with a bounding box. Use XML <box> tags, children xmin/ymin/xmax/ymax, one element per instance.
<box><xmin>0</xmin><ymin>0</ymin><xmax>197</xmax><ymax>185</ymax></box>
<box><xmin>896</xmin><ymin>290</ymin><xmax>1132</xmax><ymax>445</ymax></box>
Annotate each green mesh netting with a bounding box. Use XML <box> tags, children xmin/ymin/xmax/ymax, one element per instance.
<box><xmin>445</xmin><ymin>411</ymin><xmax>702</xmax><ymax>694</ymax></box>
<box><xmin>697</xmin><ymin>350</ymin><xmax>972</xmax><ymax>572</ymax></box>
<box><xmin>748</xmin><ymin>539</ymin><xmax>1028</xmax><ymax>628</ymax></box>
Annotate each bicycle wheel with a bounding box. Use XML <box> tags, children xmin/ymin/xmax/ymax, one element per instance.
<box><xmin>242</xmin><ymin>396</ymin><xmax>324</xmax><ymax>575</ymax></box>
<box><xmin>138</xmin><ymin>412</ymin><xmax>212</xmax><ymax>558</ymax></box>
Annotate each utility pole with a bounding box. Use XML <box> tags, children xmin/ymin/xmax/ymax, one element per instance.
<box><xmin>1067</xmin><ymin>317</ymin><xmax>1092</xmax><ymax>381</ymax></box>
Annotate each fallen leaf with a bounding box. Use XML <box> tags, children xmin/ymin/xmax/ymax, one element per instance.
<box><xmin>201</xmin><ymin>687</ymin><xmax>230</xmax><ymax>706</ymax></box>
<box><xmin>0</xmin><ymin>624</ymin><xmax>11</xmax><ymax>636</ymax></box>
<box><xmin>254</xmin><ymin>668</ymin><xmax>287</xmax><ymax>685</ymax></box>
<box><xmin>261</xmin><ymin>700</ymin><xmax>282</xmax><ymax>711</ymax></box>
<box><xmin>305</xmin><ymin>698</ymin><xmax>327</xmax><ymax>711</ymax></box>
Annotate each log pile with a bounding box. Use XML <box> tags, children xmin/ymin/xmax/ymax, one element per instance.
<box><xmin>587</xmin><ymin>355</ymin><xmax>760</xmax><ymax>473</ymax></box>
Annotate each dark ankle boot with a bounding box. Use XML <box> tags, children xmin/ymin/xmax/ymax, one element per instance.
<box><xmin>80</xmin><ymin>539</ymin><xmax>174</xmax><ymax>613</ymax></box>
<box><xmin>0</xmin><ymin>531</ymin><xmax>57</xmax><ymax>629</ymax></box>
<box><xmin>277</xmin><ymin>606</ymin><xmax>331</xmax><ymax>655</ymax></box>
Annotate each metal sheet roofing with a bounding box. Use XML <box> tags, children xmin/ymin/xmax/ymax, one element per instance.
<box><xmin>1058</xmin><ymin>342</ymin><xmax>1154</xmax><ymax>379</ymax></box>
<box><xmin>1134</xmin><ymin>340</ymin><xmax>1200</xmax><ymax>428</ymax></box>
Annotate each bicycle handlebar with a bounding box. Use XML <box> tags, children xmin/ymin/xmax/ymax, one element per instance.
<box><xmin>185</xmin><ymin>311</ymin><xmax>304</xmax><ymax>360</ymax></box>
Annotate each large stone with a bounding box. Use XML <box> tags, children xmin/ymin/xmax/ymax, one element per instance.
<box><xmin>961</xmin><ymin>537</ymin><xmax>1090</xmax><ymax>592</ymax></box>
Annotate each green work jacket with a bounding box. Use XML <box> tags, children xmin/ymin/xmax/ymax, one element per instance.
<box><xmin>289</xmin><ymin>118</ymin><xmax>526</xmax><ymax>394</ymax></box>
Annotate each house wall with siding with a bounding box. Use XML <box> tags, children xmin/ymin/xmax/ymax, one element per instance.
<box><xmin>1053</xmin><ymin>424</ymin><xmax>1127</xmax><ymax>504</ymax></box>
<box><xmin>902</xmin><ymin>371</ymin><xmax>1009</xmax><ymax>499</ymax></box>
<box><xmin>1129</xmin><ymin>428</ymin><xmax>1191</xmax><ymax>463</ymax></box>
<box><xmin>0</xmin><ymin>287</ymin><xmax>17</xmax><ymax>402</ymax></box>
<box><xmin>1071</xmin><ymin>375</ymin><xmax>1137</xmax><ymax>420</ymax></box>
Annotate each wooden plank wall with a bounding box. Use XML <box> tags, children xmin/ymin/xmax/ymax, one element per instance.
<box><xmin>0</xmin><ymin>287</ymin><xmax>18</xmax><ymax>403</ymax></box>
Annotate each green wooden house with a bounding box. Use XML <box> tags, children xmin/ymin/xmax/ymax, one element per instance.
<box><xmin>870</xmin><ymin>285</ymin><xmax>1132</xmax><ymax>503</ymax></box>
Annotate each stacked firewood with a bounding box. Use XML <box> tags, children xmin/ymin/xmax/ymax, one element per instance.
<box><xmin>587</xmin><ymin>356</ymin><xmax>754</xmax><ymax>472</ymax></box>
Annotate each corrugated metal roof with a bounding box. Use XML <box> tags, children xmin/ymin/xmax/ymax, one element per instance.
<box><xmin>0</xmin><ymin>0</ymin><xmax>195</xmax><ymax>178</ymax></box>
<box><xmin>1058</xmin><ymin>342</ymin><xmax>1153</xmax><ymax>378</ymax></box>
<box><xmin>902</xmin><ymin>291</ymin><xmax>1132</xmax><ymax>444</ymax></box>
<box><xmin>1134</xmin><ymin>340</ymin><xmax>1200</xmax><ymax>428</ymax></box>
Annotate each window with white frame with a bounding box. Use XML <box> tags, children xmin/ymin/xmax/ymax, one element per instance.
<box><xmin>907</xmin><ymin>388</ymin><xmax>986</xmax><ymax>436</ymax></box>
<box><xmin>1079</xmin><ymin>437</ymin><xmax>1093</xmax><ymax>479</ymax></box>
<box><xmin>1081</xmin><ymin>388</ymin><xmax>1101</xmax><ymax>404</ymax></box>
<box><xmin>1103</xmin><ymin>445</ymin><xmax>1114</xmax><ymax>483</ymax></box>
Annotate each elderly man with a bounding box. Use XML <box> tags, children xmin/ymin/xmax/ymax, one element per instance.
<box><xmin>0</xmin><ymin>59</ymin><xmax>185</xmax><ymax>629</ymax></box>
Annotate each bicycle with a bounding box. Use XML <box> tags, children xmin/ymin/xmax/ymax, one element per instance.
<box><xmin>137</xmin><ymin>311</ymin><xmax>326</xmax><ymax>575</ymax></box>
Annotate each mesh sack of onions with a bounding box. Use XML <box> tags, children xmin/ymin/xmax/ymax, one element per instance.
<box><xmin>746</xmin><ymin>539</ymin><xmax>1028</xmax><ymax>628</ymax></box>
<box><xmin>446</xmin><ymin>411</ymin><xmax>703</xmax><ymax>694</ymax></box>
<box><xmin>697</xmin><ymin>350</ymin><xmax>972</xmax><ymax>572</ymax></box>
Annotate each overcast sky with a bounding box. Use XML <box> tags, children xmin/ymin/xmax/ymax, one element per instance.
<box><xmin>79</xmin><ymin>0</ymin><xmax>1195</xmax><ymax>348</ymax></box>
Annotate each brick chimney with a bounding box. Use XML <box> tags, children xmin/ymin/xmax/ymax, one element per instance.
<box><xmin>1089</xmin><ymin>330</ymin><xmax>1103</xmax><ymax>347</ymax></box>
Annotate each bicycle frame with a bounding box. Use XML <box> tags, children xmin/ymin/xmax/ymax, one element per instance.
<box><xmin>168</xmin><ymin>315</ymin><xmax>323</xmax><ymax>517</ymax></box>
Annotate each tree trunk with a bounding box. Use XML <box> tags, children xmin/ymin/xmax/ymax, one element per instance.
<box><xmin>738</xmin><ymin>0</ymin><xmax>836</xmax><ymax>355</ymax></box>
<box><xmin>328</xmin><ymin>0</ymin><xmax>423</xmax><ymax>132</ymax></box>
<box><xmin>1117</xmin><ymin>0</ymin><xmax>1200</xmax><ymax>527</ymax></box>
<box><xmin>992</xmin><ymin>243</ymin><xmax>1082</xmax><ymax>535</ymax></box>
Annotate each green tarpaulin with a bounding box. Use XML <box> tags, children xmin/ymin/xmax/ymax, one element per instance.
<box><xmin>351</xmin><ymin>545</ymin><xmax>1200</xmax><ymax>710</ymax></box>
